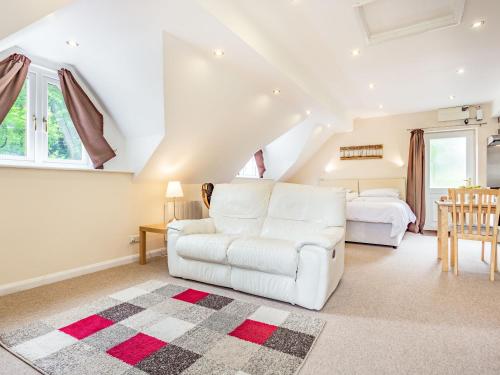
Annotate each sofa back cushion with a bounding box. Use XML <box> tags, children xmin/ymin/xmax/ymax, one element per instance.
<box><xmin>209</xmin><ymin>183</ymin><xmax>273</xmax><ymax>235</ymax></box>
<box><xmin>261</xmin><ymin>183</ymin><xmax>346</xmax><ymax>241</ymax></box>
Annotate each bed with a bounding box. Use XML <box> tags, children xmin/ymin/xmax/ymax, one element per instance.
<box><xmin>319</xmin><ymin>178</ymin><xmax>416</xmax><ymax>248</ymax></box>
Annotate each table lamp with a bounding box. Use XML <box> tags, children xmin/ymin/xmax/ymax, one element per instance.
<box><xmin>165</xmin><ymin>181</ymin><xmax>184</xmax><ymax>222</ymax></box>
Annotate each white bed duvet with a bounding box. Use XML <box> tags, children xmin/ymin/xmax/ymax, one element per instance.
<box><xmin>346</xmin><ymin>196</ymin><xmax>417</xmax><ymax>237</ymax></box>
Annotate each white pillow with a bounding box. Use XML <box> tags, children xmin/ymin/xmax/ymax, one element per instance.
<box><xmin>359</xmin><ymin>188</ymin><xmax>399</xmax><ymax>198</ymax></box>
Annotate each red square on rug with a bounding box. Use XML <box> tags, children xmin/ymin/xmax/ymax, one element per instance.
<box><xmin>172</xmin><ymin>289</ymin><xmax>210</xmax><ymax>304</ymax></box>
<box><xmin>59</xmin><ymin>315</ymin><xmax>114</xmax><ymax>339</ymax></box>
<box><xmin>229</xmin><ymin>319</ymin><xmax>278</xmax><ymax>345</ymax></box>
<box><xmin>107</xmin><ymin>333</ymin><xmax>166</xmax><ymax>365</ymax></box>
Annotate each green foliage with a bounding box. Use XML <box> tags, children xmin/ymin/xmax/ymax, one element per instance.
<box><xmin>47</xmin><ymin>84</ymin><xmax>82</xmax><ymax>160</ymax></box>
<box><xmin>429</xmin><ymin>137</ymin><xmax>467</xmax><ymax>188</ymax></box>
<box><xmin>0</xmin><ymin>81</ymin><xmax>83</xmax><ymax>161</ymax></box>
<box><xmin>0</xmin><ymin>82</ymin><xmax>27</xmax><ymax>156</ymax></box>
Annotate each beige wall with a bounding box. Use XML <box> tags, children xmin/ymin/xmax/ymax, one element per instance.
<box><xmin>0</xmin><ymin>168</ymin><xmax>166</xmax><ymax>286</ymax></box>
<box><xmin>290</xmin><ymin>103</ymin><xmax>498</xmax><ymax>186</ymax></box>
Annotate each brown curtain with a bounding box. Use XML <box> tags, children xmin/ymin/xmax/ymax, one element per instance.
<box><xmin>254</xmin><ymin>149</ymin><xmax>266</xmax><ymax>178</ymax></box>
<box><xmin>0</xmin><ymin>54</ymin><xmax>31</xmax><ymax>124</ymax></box>
<box><xmin>58</xmin><ymin>69</ymin><xmax>116</xmax><ymax>169</ymax></box>
<box><xmin>407</xmin><ymin>129</ymin><xmax>425</xmax><ymax>233</ymax></box>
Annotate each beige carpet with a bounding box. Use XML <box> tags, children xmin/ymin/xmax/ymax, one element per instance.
<box><xmin>1</xmin><ymin>233</ymin><xmax>500</xmax><ymax>375</ymax></box>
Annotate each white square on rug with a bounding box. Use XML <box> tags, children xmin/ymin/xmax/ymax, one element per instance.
<box><xmin>142</xmin><ymin>317</ymin><xmax>195</xmax><ymax>342</ymax></box>
<box><xmin>120</xmin><ymin>309</ymin><xmax>165</xmax><ymax>331</ymax></box>
<box><xmin>135</xmin><ymin>280</ymin><xmax>169</xmax><ymax>292</ymax></box>
<box><xmin>109</xmin><ymin>287</ymin><xmax>148</xmax><ymax>302</ymax></box>
<box><xmin>12</xmin><ymin>330</ymin><xmax>78</xmax><ymax>361</ymax></box>
<box><xmin>248</xmin><ymin>306</ymin><xmax>290</xmax><ymax>326</ymax></box>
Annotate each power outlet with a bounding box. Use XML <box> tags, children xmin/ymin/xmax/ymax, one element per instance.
<box><xmin>128</xmin><ymin>235</ymin><xmax>140</xmax><ymax>244</ymax></box>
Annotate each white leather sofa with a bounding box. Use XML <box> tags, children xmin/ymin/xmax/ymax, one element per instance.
<box><xmin>167</xmin><ymin>182</ymin><xmax>346</xmax><ymax>310</ymax></box>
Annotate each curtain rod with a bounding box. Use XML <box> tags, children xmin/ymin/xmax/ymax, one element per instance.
<box><xmin>406</xmin><ymin>122</ymin><xmax>487</xmax><ymax>132</ymax></box>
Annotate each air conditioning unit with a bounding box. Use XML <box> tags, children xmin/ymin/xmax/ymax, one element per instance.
<box><xmin>438</xmin><ymin>106</ymin><xmax>470</xmax><ymax>122</ymax></box>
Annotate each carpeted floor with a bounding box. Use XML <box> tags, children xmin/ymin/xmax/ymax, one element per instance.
<box><xmin>1</xmin><ymin>233</ymin><xmax>500</xmax><ymax>375</ymax></box>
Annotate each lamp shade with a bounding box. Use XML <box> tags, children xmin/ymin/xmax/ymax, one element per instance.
<box><xmin>166</xmin><ymin>181</ymin><xmax>184</xmax><ymax>198</ymax></box>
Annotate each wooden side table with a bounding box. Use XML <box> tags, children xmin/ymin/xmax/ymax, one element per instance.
<box><xmin>139</xmin><ymin>223</ymin><xmax>167</xmax><ymax>265</ymax></box>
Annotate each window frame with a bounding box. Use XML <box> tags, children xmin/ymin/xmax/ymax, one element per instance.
<box><xmin>0</xmin><ymin>64</ymin><xmax>91</xmax><ymax>169</ymax></box>
<box><xmin>41</xmin><ymin>75</ymin><xmax>90</xmax><ymax>167</ymax></box>
<box><xmin>237</xmin><ymin>156</ymin><xmax>260</xmax><ymax>178</ymax></box>
<box><xmin>0</xmin><ymin>72</ymin><xmax>36</xmax><ymax>163</ymax></box>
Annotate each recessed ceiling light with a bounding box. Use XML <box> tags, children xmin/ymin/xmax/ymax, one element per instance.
<box><xmin>66</xmin><ymin>40</ymin><xmax>79</xmax><ymax>48</ymax></box>
<box><xmin>326</xmin><ymin>123</ymin><xmax>332</xmax><ymax>129</ymax></box>
<box><xmin>212</xmin><ymin>49</ymin><xmax>224</xmax><ymax>57</ymax></box>
<box><xmin>351</xmin><ymin>48</ymin><xmax>361</xmax><ymax>57</ymax></box>
<box><xmin>305</xmin><ymin>110</ymin><xmax>311</xmax><ymax>116</ymax></box>
<box><xmin>456</xmin><ymin>68</ymin><xmax>465</xmax><ymax>75</ymax></box>
<box><xmin>378</xmin><ymin>104</ymin><xmax>384</xmax><ymax>109</ymax></box>
<box><xmin>368</xmin><ymin>83</ymin><xmax>375</xmax><ymax>89</ymax></box>
<box><xmin>471</xmin><ymin>20</ymin><xmax>485</xmax><ymax>29</ymax></box>
<box><xmin>449</xmin><ymin>95</ymin><xmax>455</xmax><ymax>100</ymax></box>
<box><xmin>273</xmin><ymin>89</ymin><xmax>281</xmax><ymax>95</ymax></box>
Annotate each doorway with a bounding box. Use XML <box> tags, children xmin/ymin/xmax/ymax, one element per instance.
<box><xmin>424</xmin><ymin>129</ymin><xmax>476</xmax><ymax>230</ymax></box>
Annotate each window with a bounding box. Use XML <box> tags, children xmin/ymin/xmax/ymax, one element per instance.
<box><xmin>237</xmin><ymin>156</ymin><xmax>259</xmax><ymax>178</ymax></box>
<box><xmin>46</xmin><ymin>81</ymin><xmax>83</xmax><ymax>162</ymax></box>
<box><xmin>0</xmin><ymin>80</ymin><xmax>30</xmax><ymax>160</ymax></box>
<box><xmin>424</xmin><ymin>129</ymin><xmax>476</xmax><ymax>230</ymax></box>
<box><xmin>0</xmin><ymin>65</ymin><xmax>90</xmax><ymax>168</ymax></box>
<box><xmin>429</xmin><ymin>136</ymin><xmax>468</xmax><ymax>188</ymax></box>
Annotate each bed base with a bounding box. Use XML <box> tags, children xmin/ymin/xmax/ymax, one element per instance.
<box><xmin>345</xmin><ymin>221</ymin><xmax>406</xmax><ymax>248</ymax></box>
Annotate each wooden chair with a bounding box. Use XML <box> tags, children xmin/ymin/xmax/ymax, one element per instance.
<box><xmin>448</xmin><ymin>188</ymin><xmax>500</xmax><ymax>281</ymax></box>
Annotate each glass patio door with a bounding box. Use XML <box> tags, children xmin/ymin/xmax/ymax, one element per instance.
<box><xmin>424</xmin><ymin>129</ymin><xmax>476</xmax><ymax>230</ymax></box>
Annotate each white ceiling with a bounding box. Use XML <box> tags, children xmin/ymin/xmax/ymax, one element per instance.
<box><xmin>1</xmin><ymin>0</ymin><xmax>499</xmax><ymax>181</ymax></box>
<box><xmin>361</xmin><ymin>0</ymin><xmax>454</xmax><ymax>35</ymax></box>
<box><xmin>355</xmin><ymin>0</ymin><xmax>465</xmax><ymax>44</ymax></box>
<box><xmin>200</xmin><ymin>0</ymin><xmax>500</xmax><ymax>118</ymax></box>
<box><xmin>0</xmin><ymin>0</ymin><xmax>74</xmax><ymax>40</ymax></box>
<box><xmin>0</xmin><ymin>0</ymin><xmax>342</xmax><ymax>181</ymax></box>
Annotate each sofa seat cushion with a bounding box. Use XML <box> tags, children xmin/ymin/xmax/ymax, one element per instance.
<box><xmin>227</xmin><ymin>237</ymin><xmax>298</xmax><ymax>277</ymax></box>
<box><xmin>176</xmin><ymin>234</ymin><xmax>235</xmax><ymax>264</ymax></box>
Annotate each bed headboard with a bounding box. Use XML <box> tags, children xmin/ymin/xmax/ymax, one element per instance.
<box><xmin>319</xmin><ymin>178</ymin><xmax>359</xmax><ymax>193</ymax></box>
<box><xmin>319</xmin><ymin>177</ymin><xmax>407</xmax><ymax>200</ymax></box>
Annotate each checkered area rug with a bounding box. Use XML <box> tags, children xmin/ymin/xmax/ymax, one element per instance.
<box><xmin>0</xmin><ymin>281</ymin><xmax>325</xmax><ymax>375</ymax></box>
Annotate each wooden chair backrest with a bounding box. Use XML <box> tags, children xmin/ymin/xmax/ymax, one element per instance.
<box><xmin>448</xmin><ymin>188</ymin><xmax>500</xmax><ymax>241</ymax></box>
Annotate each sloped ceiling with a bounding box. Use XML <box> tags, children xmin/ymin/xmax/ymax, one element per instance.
<box><xmin>0</xmin><ymin>0</ymin><xmax>347</xmax><ymax>182</ymax></box>
<box><xmin>199</xmin><ymin>0</ymin><xmax>500</xmax><ymax>118</ymax></box>
<box><xmin>138</xmin><ymin>33</ymin><xmax>338</xmax><ymax>182</ymax></box>
<box><xmin>0</xmin><ymin>0</ymin><xmax>74</xmax><ymax>40</ymax></box>
<box><xmin>2</xmin><ymin>0</ymin><xmax>500</xmax><ymax>182</ymax></box>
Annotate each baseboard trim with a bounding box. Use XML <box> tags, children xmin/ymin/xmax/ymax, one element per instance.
<box><xmin>0</xmin><ymin>248</ymin><xmax>166</xmax><ymax>297</ymax></box>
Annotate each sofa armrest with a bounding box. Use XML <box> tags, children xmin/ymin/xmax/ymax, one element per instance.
<box><xmin>167</xmin><ymin>218</ymin><xmax>215</xmax><ymax>236</ymax></box>
<box><xmin>294</xmin><ymin>227</ymin><xmax>344</xmax><ymax>251</ymax></box>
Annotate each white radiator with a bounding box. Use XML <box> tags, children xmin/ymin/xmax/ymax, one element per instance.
<box><xmin>164</xmin><ymin>200</ymin><xmax>203</xmax><ymax>222</ymax></box>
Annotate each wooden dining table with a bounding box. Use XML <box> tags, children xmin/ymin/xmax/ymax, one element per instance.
<box><xmin>435</xmin><ymin>199</ymin><xmax>498</xmax><ymax>272</ymax></box>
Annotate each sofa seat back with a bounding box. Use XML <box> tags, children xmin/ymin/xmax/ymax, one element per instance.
<box><xmin>209</xmin><ymin>183</ymin><xmax>273</xmax><ymax>236</ymax></box>
<box><xmin>261</xmin><ymin>183</ymin><xmax>346</xmax><ymax>241</ymax></box>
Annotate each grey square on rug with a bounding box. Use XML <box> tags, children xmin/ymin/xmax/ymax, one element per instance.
<box><xmin>0</xmin><ymin>281</ymin><xmax>325</xmax><ymax>375</ymax></box>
